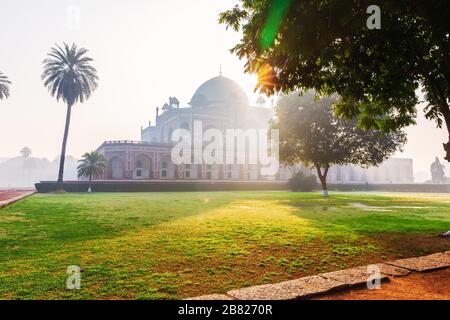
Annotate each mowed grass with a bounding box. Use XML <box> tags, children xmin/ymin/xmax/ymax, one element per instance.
<box><xmin>0</xmin><ymin>191</ymin><xmax>449</xmax><ymax>299</ymax></box>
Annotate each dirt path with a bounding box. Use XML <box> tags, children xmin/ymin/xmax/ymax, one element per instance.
<box><xmin>315</xmin><ymin>269</ymin><xmax>450</xmax><ymax>300</ymax></box>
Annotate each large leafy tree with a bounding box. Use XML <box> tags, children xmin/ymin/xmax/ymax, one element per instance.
<box><xmin>77</xmin><ymin>151</ymin><xmax>106</xmax><ymax>192</ymax></box>
<box><xmin>0</xmin><ymin>71</ymin><xmax>11</xmax><ymax>100</ymax></box>
<box><xmin>42</xmin><ymin>43</ymin><xmax>98</xmax><ymax>190</ymax></box>
<box><xmin>271</xmin><ymin>92</ymin><xmax>407</xmax><ymax>195</ymax></box>
<box><xmin>219</xmin><ymin>1</ymin><xmax>450</xmax><ymax>161</ymax></box>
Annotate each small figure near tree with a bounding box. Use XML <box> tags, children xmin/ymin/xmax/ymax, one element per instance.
<box><xmin>270</xmin><ymin>92</ymin><xmax>407</xmax><ymax>196</ymax></box>
<box><xmin>77</xmin><ymin>151</ymin><xmax>106</xmax><ymax>192</ymax></box>
<box><xmin>430</xmin><ymin>157</ymin><xmax>446</xmax><ymax>184</ymax></box>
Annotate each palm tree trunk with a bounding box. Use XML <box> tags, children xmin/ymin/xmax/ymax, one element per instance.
<box><xmin>56</xmin><ymin>102</ymin><xmax>73</xmax><ymax>190</ymax></box>
<box><xmin>88</xmin><ymin>172</ymin><xmax>93</xmax><ymax>192</ymax></box>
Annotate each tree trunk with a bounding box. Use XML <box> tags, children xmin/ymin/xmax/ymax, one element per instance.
<box><xmin>315</xmin><ymin>163</ymin><xmax>330</xmax><ymax>197</ymax></box>
<box><xmin>420</xmin><ymin>65</ymin><xmax>450</xmax><ymax>161</ymax></box>
<box><xmin>88</xmin><ymin>172</ymin><xmax>93</xmax><ymax>193</ymax></box>
<box><xmin>56</xmin><ymin>103</ymin><xmax>73</xmax><ymax>190</ymax></box>
<box><xmin>428</xmin><ymin>74</ymin><xmax>450</xmax><ymax>235</ymax></box>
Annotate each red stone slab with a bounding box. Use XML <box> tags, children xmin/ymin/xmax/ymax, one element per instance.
<box><xmin>424</xmin><ymin>252</ymin><xmax>450</xmax><ymax>265</ymax></box>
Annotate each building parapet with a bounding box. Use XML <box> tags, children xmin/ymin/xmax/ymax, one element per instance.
<box><xmin>96</xmin><ymin>140</ymin><xmax>173</xmax><ymax>151</ymax></box>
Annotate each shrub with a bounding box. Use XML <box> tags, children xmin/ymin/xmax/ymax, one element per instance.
<box><xmin>288</xmin><ymin>171</ymin><xmax>318</xmax><ymax>192</ymax></box>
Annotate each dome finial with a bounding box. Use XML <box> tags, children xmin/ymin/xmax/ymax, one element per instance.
<box><xmin>219</xmin><ymin>64</ymin><xmax>222</xmax><ymax>76</ymax></box>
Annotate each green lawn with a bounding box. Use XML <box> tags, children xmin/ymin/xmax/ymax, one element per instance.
<box><xmin>0</xmin><ymin>191</ymin><xmax>449</xmax><ymax>299</ymax></box>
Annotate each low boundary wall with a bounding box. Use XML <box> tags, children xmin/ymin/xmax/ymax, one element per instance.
<box><xmin>35</xmin><ymin>180</ymin><xmax>290</xmax><ymax>193</ymax></box>
<box><xmin>35</xmin><ymin>180</ymin><xmax>450</xmax><ymax>193</ymax></box>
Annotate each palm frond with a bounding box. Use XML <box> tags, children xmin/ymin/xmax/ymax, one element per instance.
<box><xmin>42</xmin><ymin>43</ymin><xmax>98</xmax><ymax>106</ymax></box>
<box><xmin>0</xmin><ymin>71</ymin><xmax>11</xmax><ymax>100</ymax></box>
<box><xmin>77</xmin><ymin>151</ymin><xmax>107</xmax><ymax>179</ymax></box>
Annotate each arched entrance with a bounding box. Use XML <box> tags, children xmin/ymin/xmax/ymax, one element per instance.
<box><xmin>133</xmin><ymin>154</ymin><xmax>152</xmax><ymax>179</ymax></box>
<box><xmin>160</xmin><ymin>157</ymin><xmax>176</xmax><ymax>179</ymax></box>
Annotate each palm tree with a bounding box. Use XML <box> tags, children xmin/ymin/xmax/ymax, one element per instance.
<box><xmin>77</xmin><ymin>151</ymin><xmax>106</xmax><ymax>192</ymax></box>
<box><xmin>0</xmin><ymin>71</ymin><xmax>11</xmax><ymax>100</ymax></box>
<box><xmin>42</xmin><ymin>43</ymin><xmax>98</xmax><ymax>190</ymax></box>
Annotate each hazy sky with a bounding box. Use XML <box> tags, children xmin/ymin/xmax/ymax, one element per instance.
<box><xmin>0</xmin><ymin>0</ymin><xmax>448</xmax><ymax>174</ymax></box>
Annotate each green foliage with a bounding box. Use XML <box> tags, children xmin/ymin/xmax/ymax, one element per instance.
<box><xmin>0</xmin><ymin>71</ymin><xmax>11</xmax><ymax>100</ymax></box>
<box><xmin>271</xmin><ymin>92</ymin><xmax>407</xmax><ymax>190</ymax></box>
<box><xmin>77</xmin><ymin>151</ymin><xmax>107</xmax><ymax>181</ymax></box>
<box><xmin>219</xmin><ymin>1</ymin><xmax>450</xmax><ymax>158</ymax></box>
<box><xmin>218</xmin><ymin>5</ymin><xmax>248</xmax><ymax>32</ymax></box>
<box><xmin>288</xmin><ymin>171</ymin><xmax>318</xmax><ymax>192</ymax></box>
<box><xmin>259</xmin><ymin>0</ymin><xmax>294</xmax><ymax>49</ymax></box>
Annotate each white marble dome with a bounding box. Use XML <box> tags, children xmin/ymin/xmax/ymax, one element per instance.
<box><xmin>189</xmin><ymin>75</ymin><xmax>249</xmax><ymax>108</ymax></box>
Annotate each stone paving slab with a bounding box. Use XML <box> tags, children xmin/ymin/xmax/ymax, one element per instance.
<box><xmin>376</xmin><ymin>263</ymin><xmax>411</xmax><ymax>277</ymax></box>
<box><xmin>279</xmin><ymin>275</ymin><xmax>348</xmax><ymax>298</ymax></box>
<box><xmin>227</xmin><ymin>275</ymin><xmax>346</xmax><ymax>300</ymax></box>
<box><xmin>228</xmin><ymin>283</ymin><xmax>292</xmax><ymax>300</ymax></box>
<box><xmin>387</xmin><ymin>253</ymin><xmax>450</xmax><ymax>272</ymax></box>
<box><xmin>186</xmin><ymin>294</ymin><xmax>234</xmax><ymax>300</ymax></box>
<box><xmin>320</xmin><ymin>266</ymin><xmax>389</xmax><ymax>286</ymax></box>
<box><xmin>425</xmin><ymin>252</ymin><xmax>450</xmax><ymax>265</ymax></box>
